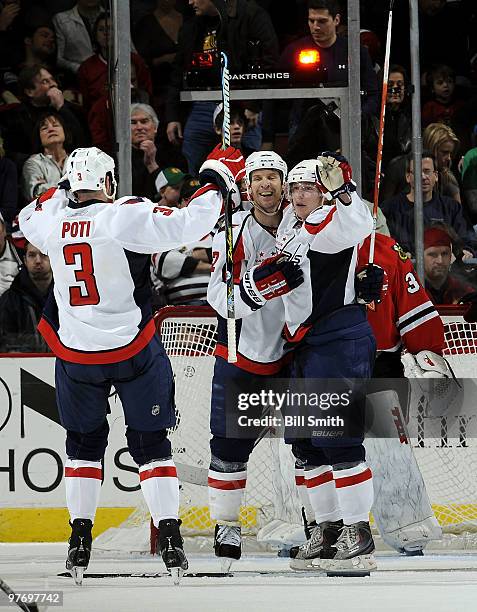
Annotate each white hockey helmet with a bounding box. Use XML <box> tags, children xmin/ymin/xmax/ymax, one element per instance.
<box><xmin>287</xmin><ymin>159</ymin><xmax>320</xmax><ymax>185</ymax></box>
<box><xmin>66</xmin><ymin>147</ymin><xmax>117</xmax><ymax>199</ymax></box>
<box><xmin>245</xmin><ymin>151</ymin><xmax>288</xmax><ymax>186</ymax></box>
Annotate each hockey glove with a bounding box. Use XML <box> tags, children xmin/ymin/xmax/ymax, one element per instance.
<box><xmin>315</xmin><ymin>152</ymin><xmax>356</xmax><ymax>201</ymax></box>
<box><xmin>199</xmin><ymin>159</ymin><xmax>238</xmax><ymax>201</ymax></box>
<box><xmin>240</xmin><ymin>254</ymin><xmax>304</xmax><ymax>310</ymax></box>
<box><xmin>355</xmin><ymin>263</ymin><xmax>385</xmax><ymax>305</ymax></box>
<box><xmin>402</xmin><ymin>351</ymin><xmax>451</xmax><ymax>378</ymax></box>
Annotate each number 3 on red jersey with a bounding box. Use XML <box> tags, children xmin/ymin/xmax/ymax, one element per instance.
<box><xmin>63</xmin><ymin>243</ymin><xmax>100</xmax><ymax>306</ymax></box>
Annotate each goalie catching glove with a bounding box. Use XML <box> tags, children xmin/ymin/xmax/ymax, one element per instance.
<box><xmin>199</xmin><ymin>145</ymin><xmax>245</xmax><ymax>200</ymax></box>
<box><xmin>402</xmin><ymin>351</ymin><xmax>451</xmax><ymax>378</ymax></box>
<box><xmin>315</xmin><ymin>151</ymin><xmax>356</xmax><ymax>201</ymax></box>
<box><xmin>355</xmin><ymin>263</ymin><xmax>385</xmax><ymax>305</ymax></box>
<box><xmin>240</xmin><ymin>254</ymin><xmax>304</xmax><ymax>310</ymax></box>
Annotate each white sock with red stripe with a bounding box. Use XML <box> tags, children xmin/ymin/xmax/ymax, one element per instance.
<box><xmin>305</xmin><ymin>465</ymin><xmax>342</xmax><ymax>524</ymax></box>
<box><xmin>333</xmin><ymin>462</ymin><xmax>373</xmax><ymax>524</ymax></box>
<box><xmin>139</xmin><ymin>459</ymin><xmax>179</xmax><ymax>528</ymax></box>
<box><xmin>208</xmin><ymin>467</ymin><xmax>247</xmax><ymax>522</ymax></box>
<box><xmin>65</xmin><ymin>459</ymin><xmax>102</xmax><ymax>522</ymax></box>
<box><xmin>295</xmin><ymin>464</ymin><xmax>314</xmax><ymax>523</ymax></box>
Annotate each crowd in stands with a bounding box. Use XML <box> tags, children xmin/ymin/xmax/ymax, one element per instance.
<box><xmin>0</xmin><ymin>0</ymin><xmax>477</xmax><ymax>351</ymax></box>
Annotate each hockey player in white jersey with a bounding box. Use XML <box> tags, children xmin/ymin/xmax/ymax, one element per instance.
<box><xmin>18</xmin><ymin>146</ymin><xmax>237</xmax><ymax>585</ymax></box>
<box><xmin>206</xmin><ymin>150</ymin><xmax>304</xmax><ymax>569</ymax></box>
<box><xmin>276</xmin><ymin>153</ymin><xmax>376</xmax><ymax>573</ymax></box>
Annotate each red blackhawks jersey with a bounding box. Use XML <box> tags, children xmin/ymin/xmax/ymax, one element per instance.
<box><xmin>358</xmin><ymin>234</ymin><xmax>444</xmax><ymax>355</ymax></box>
<box><xmin>18</xmin><ymin>184</ymin><xmax>222</xmax><ymax>364</ymax></box>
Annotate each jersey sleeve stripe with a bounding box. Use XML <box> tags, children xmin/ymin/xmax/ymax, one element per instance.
<box><xmin>398</xmin><ymin>309</ymin><xmax>440</xmax><ymax>336</ymax></box>
<box><xmin>397</xmin><ymin>301</ymin><xmax>436</xmax><ymax>326</ymax></box>
<box><xmin>304</xmin><ymin>207</ymin><xmax>336</xmax><ymax>235</ymax></box>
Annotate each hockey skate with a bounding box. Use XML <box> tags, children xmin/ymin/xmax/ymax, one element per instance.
<box><xmin>290</xmin><ymin>520</ymin><xmax>343</xmax><ymax>571</ymax></box>
<box><xmin>66</xmin><ymin>519</ymin><xmax>92</xmax><ymax>586</ymax></box>
<box><xmin>320</xmin><ymin>521</ymin><xmax>377</xmax><ymax>574</ymax></box>
<box><xmin>214</xmin><ymin>523</ymin><xmax>241</xmax><ymax>572</ymax></box>
<box><xmin>158</xmin><ymin>519</ymin><xmax>188</xmax><ymax>585</ymax></box>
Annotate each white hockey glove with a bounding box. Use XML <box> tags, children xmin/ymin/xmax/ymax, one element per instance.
<box><xmin>402</xmin><ymin>351</ymin><xmax>451</xmax><ymax>378</ymax></box>
<box><xmin>315</xmin><ymin>152</ymin><xmax>357</xmax><ymax>202</ymax></box>
<box><xmin>199</xmin><ymin>158</ymin><xmax>238</xmax><ymax>200</ymax></box>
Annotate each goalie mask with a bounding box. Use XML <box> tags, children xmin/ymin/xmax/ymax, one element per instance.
<box><xmin>245</xmin><ymin>151</ymin><xmax>288</xmax><ymax>216</ymax></box>
<box><xmin>66</xmin><ymin>147</ymin><xmax>117</xmax><ymax>200</ymax></box>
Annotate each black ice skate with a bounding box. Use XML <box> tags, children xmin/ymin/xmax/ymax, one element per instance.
<box><xmin>214</xmin><ymin>523</ymin><xmax>241</xmax><ymax>572</ymax></box>
<box><xmin>66</xmin><ymin>519</ymin><xmax>92</xmax><ymax>586</ymax></box>
<box><xmin>320</xmin><ymin>521</ymin><xmax>377</xmax><ymax>574</ymax></box>
<box><xmin>158</xmin><ymin>519</ymin><xmax>188</xmax><ymax>585</ymax></box>
<box><xmin>290</xmin><ymin>520</ymin><xmax>343</xmax><ymax>571</ymax></box>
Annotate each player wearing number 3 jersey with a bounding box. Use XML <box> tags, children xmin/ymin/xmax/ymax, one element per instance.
<box><xmin>18</xmin><ymin>146</ymin><xmax>234</xmax><ymax>585</ymax></box>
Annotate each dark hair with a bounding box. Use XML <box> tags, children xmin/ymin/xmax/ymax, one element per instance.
<box><xmin>426</xmin><ymin>63</ymin><xmax>455</xmax><ymax>90</ymax></box>
<box><xmin>307</xmin><ymin>0</ymin><xmax>341</xmax><ymax>18</ymax></box>
<box><xmin>32</xmin><ymin>111</ymin><xmax>73</xmax><ymax>153</ymax></box>
<box><xmin>389</xmin><ymin>64</ymin><xmax>408</xmax><ymax>81</ymax></box>
<box><xmin>18</xmin><ymin>63</ymin><xmax>50</xmax><ymax>93</ymax></box>
<box><xmin>92</xmin><ymin>11</ymin><xmax>109</xmax><ymax>53</ymax></box>
<box><xmin>214</xmin><ymin>104</ymin><xmax>246</xmax><ymax>130</ymax></box>
<box><xmin>24</xmin><ymin>22</ymin><xmax>55</xmax><ymax>39</ymax></box>
<box><xmin>406</xmin><ymin>150</ymin><xmax>436</xmax><ymax>172</ymax></box>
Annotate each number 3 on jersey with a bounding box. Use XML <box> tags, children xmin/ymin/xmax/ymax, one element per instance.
<box><xmin>405</xmin><ymin>271</ymin><xmax>420</xmax><ymax>294</ymax></box>
<box><xmin>63</xmin><ymin>243</ymin><xmax>100</xmax><ymax>306</ymax></box>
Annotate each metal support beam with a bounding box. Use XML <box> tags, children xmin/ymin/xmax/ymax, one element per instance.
<box><xmin>112</xmin><ymin>0</ymin><xmax>131</xmax><ymax>197</ymax></box>
<box><xmin>347</xmin><ymin>0</ymin><xmax>362</xmax><ymax>194</ymax></box>
<box><xmin>409</xmin><ymin>0</ymin><xmax>424</xmax><ymax>280</ymax></box>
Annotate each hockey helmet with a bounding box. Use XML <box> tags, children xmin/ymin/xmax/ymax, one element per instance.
<box><xmin>66</xmin><ymin>147</ymin><xmax>117</xmax><ymax>200</ymax></box>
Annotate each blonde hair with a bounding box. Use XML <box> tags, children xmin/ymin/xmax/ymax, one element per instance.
<box><xmin>423</xmin><ymin>123</ymin><xmax>459</xmax><ymax>163</ymax></box>
<box><xmin>423</xmin><ymin>123</ymin><xmax>460</xmax><ymax>196</ymax></box>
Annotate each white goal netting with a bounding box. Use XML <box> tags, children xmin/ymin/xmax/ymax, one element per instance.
<box><xmin>95</xmin><ymin>305</ymin><xmax>477</xmax><ymax>553</ymax></box>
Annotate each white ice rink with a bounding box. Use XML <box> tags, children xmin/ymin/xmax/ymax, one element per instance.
<box><xmin>1</xmin><ymin>544</ymin><xmax>477</xmax><ymax>612</ymax></box>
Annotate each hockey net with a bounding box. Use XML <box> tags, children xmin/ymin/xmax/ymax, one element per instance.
<box><xmin>95</xmin><ymin>304</ymin><xmax>477</xmax><ymax>553</ymax></box>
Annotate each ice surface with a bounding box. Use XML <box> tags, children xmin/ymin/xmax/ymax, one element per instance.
<box><xmin>1</xmin><ymin>544</ymin><xmax>477</xmax><ymax>612</ymax></box>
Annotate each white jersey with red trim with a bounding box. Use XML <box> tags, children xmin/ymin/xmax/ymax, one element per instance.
<box><xmin>18</xmin><ymin>184</ymin><xmax>222</xmax><ymax>363</ymax></box>
<box><xmin>207</xmin><ymin>210</ymin><xmax>288</xmax><ymax>373</ymax></box>
<box><xmin>358</xmin><ymin>234</ymin><xmax>444</xmax><ymax>354</ymax></box>
<box><xmin>276</xmin><ymin>192</ymin><xmax>373</xmax><ymax>340</ymax></box>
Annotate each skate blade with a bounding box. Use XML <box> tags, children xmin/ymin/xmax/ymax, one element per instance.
<box><xmin>70</xmin><ymin>566</ymin><xmax>85</xmax><ymax>586</ymax></box>
<box><xmin>321</xmin><ymin>554</ymin><xmax>377</xmax><ymax>574</ymax></box>
<box><xmin>170</xmin><ymin>567</ymin><xmax>184</xmax><ymax>585</ymax></box>
<box><xmin>289</xmin><ymin>558</ymin><xmax>324</xmax><ymax>572</ymax></box>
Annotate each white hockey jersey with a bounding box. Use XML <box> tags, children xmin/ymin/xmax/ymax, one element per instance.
<box><xmin>18</xmin><ymin>184</ymin><xmax>222</xmax><ymax>363</ymax></box>
<box><xmin>207</xmin><ymin>210</ymin><xmax>289</xmax><ymax>373</ymax></box>
<box><xmin>276</xmin><ymin>192</ymin><xmax>373</xmax><ymax>342</ymax></box>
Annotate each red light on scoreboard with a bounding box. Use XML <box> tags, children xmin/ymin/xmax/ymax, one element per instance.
<box><xmin>298</xmin><ymin>49</ymin><xmax>321</xmax><ymax>66</ymax></box>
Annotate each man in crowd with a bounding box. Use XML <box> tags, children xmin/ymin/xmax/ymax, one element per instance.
<box><xmin>1</xmin><ymin>63</ymin><xmax>87</xmax><ymax>163</ymax></box>
<box><xmin>423</xmin><ymin>225</ymin><xmax>475</xmax><ymax>304</ymax></box>
<box><xmin>0</xmin><ymin>240</ymin><xmax>52</xmax><ymax>351</ymax></box>
<box><xmin>381</xmin><ymin>152</ymin><xmax>477</xmax><ymax>257</ymax></box>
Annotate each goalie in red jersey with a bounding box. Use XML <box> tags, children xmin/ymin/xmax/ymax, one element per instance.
<box><xmin>356</xmin><ymin>233</ymin><xmax>450</xmax><ymax>554</ymax></box>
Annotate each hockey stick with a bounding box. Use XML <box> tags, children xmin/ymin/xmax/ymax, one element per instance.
<box><xmin>369</xmin><ymin>0</ymin><xmax>395</xmax><ymax>264</ymax></box>
<box><xmin>220</xmin><ymin>52</ymin><xmax>237</xmax><ymax>363</ymax></box>
<box><xmin>0</xmin><ymin>577</ymin><xmax>39</xmax><ymax>612</ymax></box>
